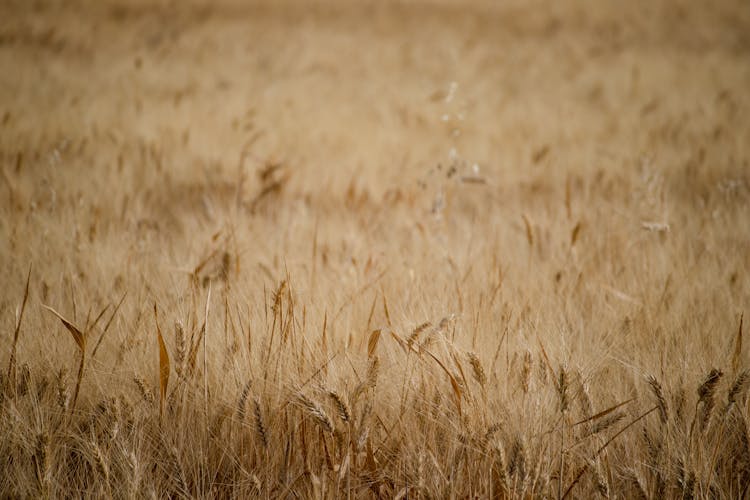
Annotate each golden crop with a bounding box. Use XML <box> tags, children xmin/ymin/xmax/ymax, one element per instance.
<box><xmin>1</xmin><ymin>0</ymin><xmax>749</xmax><ymax>497</ymax></box>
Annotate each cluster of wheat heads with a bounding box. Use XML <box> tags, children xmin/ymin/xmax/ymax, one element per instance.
<box><xmin>1</xmin><ymin>252</ymin><xmax>749</xmax><ymax>497</ymax></box>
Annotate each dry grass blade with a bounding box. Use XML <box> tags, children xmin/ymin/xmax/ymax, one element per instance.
<box><xmin>43</xmin><ymin>304</ymin><xmax>85</xmax><ymax>352</ymax></box>
<box><xmin>43</xmin><ymin>304</ymin><xmax>86</xmax><ymax>412</ymax></box>
<box><xmin>7</xmin><ymin>264</ymin><xmax>31</xmax><ymax>390</ymax></box>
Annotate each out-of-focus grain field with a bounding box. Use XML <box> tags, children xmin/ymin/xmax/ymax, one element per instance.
<box><xmin>1</xmin><ymin>0</ymin><xmax>749</xmax><ymax>497</ymax></box>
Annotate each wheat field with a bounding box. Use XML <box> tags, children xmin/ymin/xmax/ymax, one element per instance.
<box><xmin>1</xmin><ymin>0</ymin><xmax>749</xmax><ymax>497</ymax></box>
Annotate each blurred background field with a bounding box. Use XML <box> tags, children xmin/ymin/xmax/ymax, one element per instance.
<box><xmin>1</xmin><ymin>0</ymin><xmax>749</xmax><ymax>497</ymax></box>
